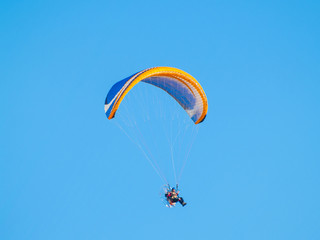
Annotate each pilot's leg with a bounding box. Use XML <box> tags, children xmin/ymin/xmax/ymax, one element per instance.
<box><xmin>179</xmin><ymin>197</ymin><xmax>187</xmax><ymax>206</ymax></box>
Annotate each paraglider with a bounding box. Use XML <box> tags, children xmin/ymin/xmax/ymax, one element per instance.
<box><xmin>105</xmin><ymin>66</ymin><xmax>208</xmax><ymax>207</ymax></box>
<box><xmin>165</xmin><ymin>186</ymin><xmax>187</xmax><ymax>207</ymax></box>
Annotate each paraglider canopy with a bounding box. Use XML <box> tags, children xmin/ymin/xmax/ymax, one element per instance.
<box><xmin>105</xmin><ymin>66</ymin><xmax>208</xmax><ymax>124</ymax></box>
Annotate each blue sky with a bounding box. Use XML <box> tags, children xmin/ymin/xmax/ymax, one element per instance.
<box><xmin>1</xmin><ymin>0</ymin><xmax>320</xmax><ymax>239</ymax></box>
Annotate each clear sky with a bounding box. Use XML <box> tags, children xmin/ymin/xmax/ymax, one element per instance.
<box><xmin>1</xmin><ymin>0</ymin><xmax>320</xmax><ymax>239</ymax></box>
